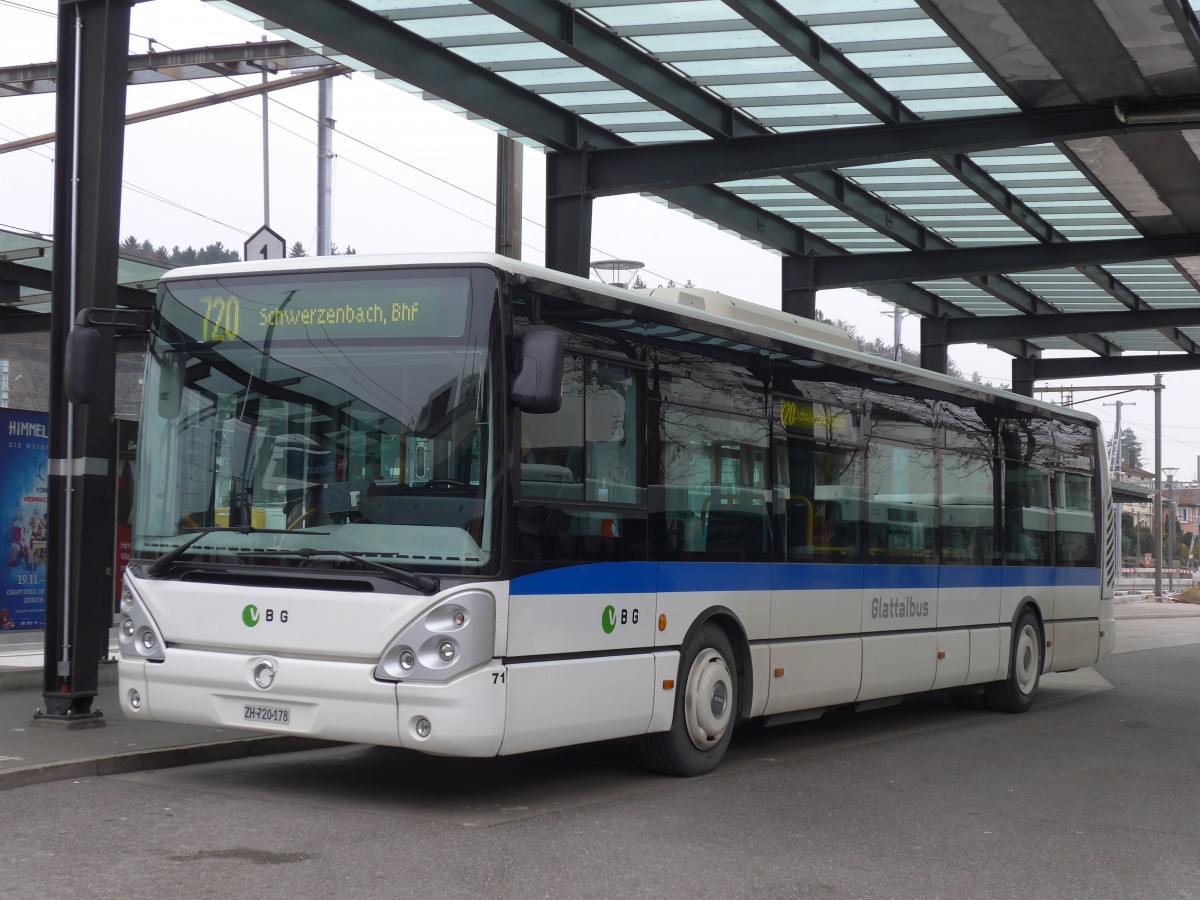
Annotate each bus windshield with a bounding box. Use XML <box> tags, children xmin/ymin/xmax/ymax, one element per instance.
<box><xmin>133</xmin><ymin>266</ymin><xmax>500</xmax><ymax>577</ymax></box>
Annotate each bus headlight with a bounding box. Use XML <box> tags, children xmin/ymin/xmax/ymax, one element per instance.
<box><xmin>375</xmin><ymin>591</ymin><xmax>494</xmax><ymax>683</ymax></box>
<box><xmin>117</xmin><ymin>577</ymin><xmax>166</xmax><ymax>662</ymax></box>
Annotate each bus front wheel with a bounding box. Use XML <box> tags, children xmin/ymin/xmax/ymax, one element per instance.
<box><xmin>640</xmin><ymin>623</ymin><xmax>738</xmax><ymax>777</ymax></box>
<box><xmin>984</xmin><ymin>610</ymin><xmax>1043</xmax><ymax>713</ymax></box>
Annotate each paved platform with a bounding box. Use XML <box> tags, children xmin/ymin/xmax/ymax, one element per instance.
<box><xmin>1</xmin><ymin>596</ymin><xmax>1197</xmax><ymax>792</ymax></box>
<box><xmin>0</xmin><ymin>630</ymin><xmax>331</xmax><ymax>791</ymax></box>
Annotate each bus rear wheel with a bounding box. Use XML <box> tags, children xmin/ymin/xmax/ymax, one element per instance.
<box><xmin>640</xmin><ymin>623</ymin><xmax>738</xmax><ymax>777</ymax></box>
<box><xmin>984</xmin><ymin>610</ymin><xmax>1042</xmax><ymax>713</ymax></box>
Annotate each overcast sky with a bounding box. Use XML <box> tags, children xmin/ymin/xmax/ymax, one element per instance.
<box><xmin>3</xmin><ymin>0</ymin><xmax>1200</xmax><ymax>483</ymax></box>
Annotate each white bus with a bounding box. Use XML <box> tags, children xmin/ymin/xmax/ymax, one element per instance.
<box><xmin>105</xmin><ymin>253</ymin><xmax>1115</xmax><ymax>776</ymax></box>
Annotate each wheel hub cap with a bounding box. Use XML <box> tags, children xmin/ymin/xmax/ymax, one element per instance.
<box><xmin>685</xmin><ymin>649</ymin><xmax>733</xmax><ymax>751</ymax></box>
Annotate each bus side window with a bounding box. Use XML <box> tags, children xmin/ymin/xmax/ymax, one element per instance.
<box><xmin>940</xmin><ymin>452</ymin><xmax>996</xmax><ymax>566</ymax></box>
<box><xmin>1004</xmin><ymin>464</ymin><xmax>1053</xmax><ymax>564</ymax></box>
<box><xmin>1055</xmin><ymin>471</ymin><xmax>1097</xmax><ymax>567</ymax></box>
<box><xmin>866</xmin><ymin>443</ymin><xmax>936</xmax><ymax>564</ymax></box>
<box><xmin>657</xmin><ymin>407</ymin><xmax>769</xmax><ymax>562</ymax></box>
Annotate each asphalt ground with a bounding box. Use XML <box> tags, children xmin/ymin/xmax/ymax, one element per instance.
<box><xmin>0</xmin><ymin>597</ymin><xmax>1196</xmax><ymax>793</ymax></box>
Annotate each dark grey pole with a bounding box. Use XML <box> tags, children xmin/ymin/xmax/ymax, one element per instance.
<box><xmin>41</xmin><ymin>0</ymin><xmax>132</xmax><ymax>722</ymax></box>
<box><xmin>1153</xmin><ymin>374</ymin><xmax>1163</xmax><ymax>599</ymax></box>
<box><xmin>495</xmin><ymin>135</ymin><xmax>523</xmax><ymax>260</ymax></box>
<box><xmin>316</xmin><ymin>76</ymin><xmax>334</xmax><ymax>256</ymax></box>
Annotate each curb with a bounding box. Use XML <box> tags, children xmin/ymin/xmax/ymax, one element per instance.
<box><xmin>0</xmin><ymin>663</ymin><xmax>118</xmax><ymax>693</ymax></box>
<box><xmin>0</xmin><ymin>735</ymin><xmax>337</xmax><ymax>792</ymax></box>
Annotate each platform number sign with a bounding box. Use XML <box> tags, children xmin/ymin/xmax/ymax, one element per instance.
<box><xmin>244</xmin><ymin>225</ymin><xmax>286</xmax><ymax>262</ymax></box>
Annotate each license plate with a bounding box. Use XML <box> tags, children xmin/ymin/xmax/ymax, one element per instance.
<box><xmin>243</xmin><ymin>704</ymin><xmax>290</xmax><ymax>725</ymax></box>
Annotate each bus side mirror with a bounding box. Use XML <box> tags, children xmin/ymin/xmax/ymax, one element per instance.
<box><xmin>511</xmin><ymin>328</ymin><xmax>564</xmax><ymax>414</ymax></box>
<box><xmin>65</xmin><ymin>325</ymin><xmax>100</xmax><ymax>405</ymax></box>
<box><xmin>64</xmin><ymin>307</ymin><xmax>154</xmax><ymax>406</ymax></box>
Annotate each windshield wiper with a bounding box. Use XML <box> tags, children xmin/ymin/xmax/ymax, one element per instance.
<box><xmin>290</xmin><ymin>547</ymin><xmax>440</xmax><ymax>595</ymax></box>
<box><xmin>231</xmin><ymin>547</ymin><xmax>439</xmax><ymax>595</ymax></box>
<box><xmin>144</xmin><ymin>526</ymin><xmax>328</xmax><ymax>578</ymax></box>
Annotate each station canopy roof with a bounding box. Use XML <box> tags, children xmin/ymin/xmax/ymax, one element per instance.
<box><xmin>203</xmin><ymin>0</ymin><xmax>1200</xmax><ymax>363</ymax></box>
<box><xmin>0</xmin><ymin>227</ymin><xmax>165</xmax><ymax>332</ymax></box>
<box><xmin>15</xmin><ymin>1</ymin><xmax>1200</xmax><ymax>365</ymax></box>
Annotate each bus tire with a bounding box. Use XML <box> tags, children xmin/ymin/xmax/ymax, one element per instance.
<box><xmin>640</xmin><ymin>623</ymin><xmax>738</xmax><ymax>777</ymax></box>
<box><xmin>984</xmin><ymin>609</ymin><xmax>1042</xmax><ymax>713</ymax></box>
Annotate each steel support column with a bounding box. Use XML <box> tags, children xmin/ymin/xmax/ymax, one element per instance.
<box><xmin>1011</xmin><ymin>358</ymin><xmax>1036</xmax><ymax>398</ymax></box>
<box><xmin>919</xmin><ymin>317</ymin><xmax>949</xmax><ymax>374</ymax></box>
<box><xmin>546</xmin><ymin>150</ymin><xmax>591</xmax><ymax>277</ymax></box>
<box><xmin>41</xmin><ymin>0</ymin><xmax>132</xmax><ymax>722</ymax></box>
<box><xmin>781</xmin><ymin>255</ymin><xmax>816</xmax><ymax>318</ymax></box>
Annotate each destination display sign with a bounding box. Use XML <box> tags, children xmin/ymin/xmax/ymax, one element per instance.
<box><xmin>163</xmin><ymin>272</ymin><xmax>472</xmax><ymax>346</ymax></box>
<box><xmin>779</xmin><ymin>398</ymin><xmax>858</xmax><ymax>441</ymax></box>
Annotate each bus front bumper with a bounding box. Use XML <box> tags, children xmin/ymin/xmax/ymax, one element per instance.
<box><xmin>119</xmin><ymin>650</ymin><xmax>507</xmax><ymax>757</ymax></box>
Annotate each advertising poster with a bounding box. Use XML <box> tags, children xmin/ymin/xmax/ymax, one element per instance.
<box><xmin>0</xmin><ymin>409</ymin><xmax>48</xmax><ymax>631</ymax></box>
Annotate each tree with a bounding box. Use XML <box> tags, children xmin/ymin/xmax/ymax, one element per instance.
<box><xmin>118</xmin><ymin>234</ymin><xmax>238</xmax><ymax>266</ymax></box>
<box><xmin>1107</xmin><ymin>427</ymin><xmax>1143</xmax><ymax>470</ymax></box>
<box><xmin>289</xmin><ymin>242</ymin><xmax>307</xmax><ymax>258</ymax></box>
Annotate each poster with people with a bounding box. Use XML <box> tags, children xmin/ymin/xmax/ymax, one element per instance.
<box><xmin>0</xmin><ymin>409</ymin><xmax>48</xmax><ymax>631</ymax></box>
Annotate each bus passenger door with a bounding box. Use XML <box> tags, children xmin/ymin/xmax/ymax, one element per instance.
<box><xmin>938</xmin><ymin>452</ymin><xmax>1002</xmax><ymax>688</ymax></box>
<box><xmin>1001</xmin><ymin>462</ymin><xmax>1055</xmax><ymax>670</ymax></box>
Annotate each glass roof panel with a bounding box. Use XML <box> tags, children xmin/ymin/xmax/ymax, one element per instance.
<box><xmin>539</xmin><ymin>89</ymin><xmax>648</xmax><ymax>108</ymax></box>
<box><xmin>670</xmin><ymin>57</ymin><xmax>816</xmax><ymax>78</ymax></box>
<box><xmin>453</xmin><ymin>43</ymin><xmax>568</xmax><ymax>65</ymax></box>
<box><xmin>781</xmin><ymin>0</ymin><xmax>921</xmax><ymax>13</ymax></box>
<box><xmin>904</xmin><ymin>96</ymin><xmax>1018</xmax><ymax>114</ymax></box>
<box><xmin>395</xmin><ymin>13</ymin><xmax>517</xmax><ymax>41</ymax></box>
<box><xmin>714</xmin><ymin>81</ymin><xmax>846</xmax><ymax>99</ymax></box>
<box><xmin>633</xmin><ymin>31</ymin><xmax>783</xmax><ymax>53</ymax></box>
<box><xmin>810</xmin><ymin>21</ymin><xmax>949</xmax><ymax>44</ymax></box>
<box><xmin>743</xmin><ymin>102</ymin><xmax>870</xmax><ymax>118</ymax></box>
<box><xmin>846</xmin><ymin>48</ymin><xmax>976</xmax><ymax>71</ymax></box>
<box><xmin>582</xmin><ymin>2</ymin><xmax>740</xmax><ymax>28</ymax></box>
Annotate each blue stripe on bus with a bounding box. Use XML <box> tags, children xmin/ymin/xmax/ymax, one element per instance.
<box><xmin>658</xmin><ymin>562</ymin><xmax>773</xmax><ymax>593</ymax></box>
<box><xmin>510</xmin><ymin>562</ymin><xmax>659</xmax><ymax>595</ymax></box>
<box><xmin>510</xmin><ymin>562</ymin><xmax>1101</xmax><ymax>596</ymax></box>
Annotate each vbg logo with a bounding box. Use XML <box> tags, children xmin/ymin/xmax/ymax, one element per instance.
<box><xmin>242</xmin><ymin>604</ymin><xmax>288</xmax><ymax>627</ymax></box>
<box><xmin>601</xmin><ymin>604</ymin><xmax>638</xmax><ymax>634</ymax></box>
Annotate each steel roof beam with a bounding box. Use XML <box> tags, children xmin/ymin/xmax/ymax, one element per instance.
<box><xmin>0</xmin><ymin>40</ymin><xmax>332</xmax><ymax>97</ymax></box>
<box><xmin>1014</xmin><ymin>353</ymin><xmax>1200</xmax><ymax>387</ymax></box>
<box><xmin>925</xmin><ymin>305</ymin><xmax>1200</xmax><ymax>345</ymax></box>
<box><xmin>0</xmin><ymin>260</ymin><xmax>154</xmax><ymax>310</ymax></box>
<box><xmin>790</xmin><ymin>169</ymin><xmax>1084</xmax><ymax>321</ymax></box>
<box><xmin>808</xmin><ymin>234</ymin><xmax>1200</xmax><ymax>288</ymax></box>
<box><xmin>228</xmin><ymin>0</ymin><xmax>613</xmax><ymax>152</ymax></box>
<box><xmin>472</xmin><ymin>0</ymin><xmax>758</xmax><ymax>141</ymax></box>
<box><xmin>576</xmin><ymin>105</ymin><xmax>1137</xmax><ymax>196</ymax></box>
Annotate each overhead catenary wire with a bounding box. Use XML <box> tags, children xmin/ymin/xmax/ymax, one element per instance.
<box><xmin>3</xmin><ymin>0</ymin><xmax>690</xmax><ymax>282</ymax></box>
